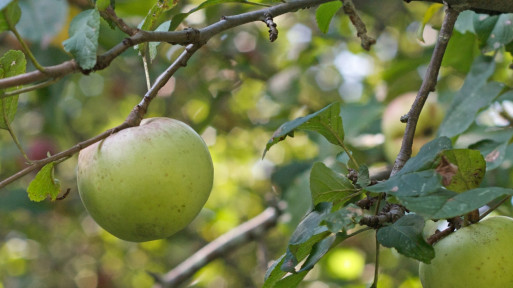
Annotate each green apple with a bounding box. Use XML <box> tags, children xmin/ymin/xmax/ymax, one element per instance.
<box><xmin>419</xmin><ymin>216</ymin><xmax>513</xmax><ymax>288</ymax></box>
<box><xmin>77</xmin><ymin>117</ymin><xmax>214</xmax><ymax>242</ymax></box>
<box><xmin>382</xmin><ymin>93</ymin><xmax>444</xmax><ymax>162</ymax></box>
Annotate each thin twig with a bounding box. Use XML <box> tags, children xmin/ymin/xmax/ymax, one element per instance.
<box><xmin>0</xmin><ymin>77</ymin><xmax>63</xmax><ymax>99</ymax></box>
<box><xmin>342</xmin><ymin>0</ymin><xmax>376</xmax><ymax>51</ymax></box>
<box><xmin>0</xmin><ymin>0</ymin><xmax>334</xmax><ymax>90</ymax></box>
<box><xmin>99</xmin><ymin>6</ymin><xmax>139</xmax><ymax>36</ymax></box>
<box><xmin>370</xmin><ymin>232</ymin><xmax>380</xmax><ymax>288</ymax></box>
<box><xmin>390</xmin><ymin>4</ymin><xmax>460</xmax><ymax>176</ymax></box>
<box><xmin>152</xmin><ymin>206</ymin><xmax>280</xmax><ymax>288</ymax></box>
<box><xmin>4</xmin><ymin>10</ymin><xmax>47</xmax><ymax>73</ymax></box>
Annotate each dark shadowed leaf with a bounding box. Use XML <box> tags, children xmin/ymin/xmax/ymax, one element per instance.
<box><xmin>17</xmin><ymin>0</ymin><xmax>68</xmax><ymax>41</ymax></box>
<box><xmin>377</xmin><ymin>214</ymin><xmax>434</xmax><ymax>263</ymax></box>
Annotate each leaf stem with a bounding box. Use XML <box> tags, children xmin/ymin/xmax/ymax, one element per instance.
<box><xmin>370</xmin><ymin>232</ymin><xmax>380</xmax><ymax>288</ymax></box>
<box><xmin>0</xmin><ymin>77</ymin><xmax>62</xmax><ymax>99</ymax></box>
<box><xmin>4</xmin><ymin>10</ymin><xmax>46</xmax><ymax>73</ymax></box>
<box><xmin>1</xmin><ymin>98</ymin><xmax>30</xmax><ymax>162</ymax></box>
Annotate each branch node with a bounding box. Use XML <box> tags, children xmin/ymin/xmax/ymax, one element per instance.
<box><xmin>263</xmin><ymin>13</ymin><xmax>278</xmax><ymax>42</ymax></box>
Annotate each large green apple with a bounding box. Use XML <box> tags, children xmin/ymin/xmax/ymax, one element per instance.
<box><xmin>419</xmin><ymin>216</ymin><xmax>513</xmax><ymax>288</ymax></box>
<box><xmin>77</xmin><ymin>117</ymin><xmax>214</xmax><ymax>242</ymax></box>
<box><xmin>382</xmin><ymin>93</ymin><xmax>444</xmax><ymax>162</ymax></box>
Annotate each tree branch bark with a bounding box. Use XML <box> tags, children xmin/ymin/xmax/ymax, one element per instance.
<box><xmin>0</xmin><ymin>0</ymin><xmax>333</xmax><ymax>90</ymax></box>
<box><xmin>152</xmin><ymin>206</ymin><xmax>280</xmax><ymax>288</ymax></box>
<box><xmin>391</xmin><ymin>4</ymin><xmax>460</xmax><ymax>175</ymax></box>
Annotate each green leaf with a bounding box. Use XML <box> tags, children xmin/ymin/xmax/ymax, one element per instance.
<box><xmin>16</xmin><ymin>0</ymin><xmax>68</xmax><ymax>41</ymax></box>
<box><xmin>27</xmin><ymin>162</ymin><xmax>61</xmax><ymax>202</ymax></box>
<box><xmin>96</xmin><ymin>0</ymin><xmax>111</xmax><ymax>11</ymax></box>
<box><xmin>323</xmin><ymin>204</ymin><xmax>361</xmax><ymax>233</ymax></box>
<box><xmin>169</xmin><ymin>0</ymin><xmax>258</xmax><ymax>31</ymax></box>
<box><xmin>474</xmin><ymin>14</ymin><xmax>513</xmax><ymax>52</ymax></box>
<box><xmin>315</xmin><ymin>1</ymin><xmax>342</xmax><ymax>34</ymax></box>
<box><xmin>417</xmin><ymin>3</ymin><xmax>443</xmax><ymax>42</ymax></box>
<box><xmin>298</xmin><ymin>233</ymin><xmax>336</xmax><ymax>272</ymax></box>
<box><xmin>442</xmin><ymin>31</ymin><xmax>478</xmax><ymax>73</ymax></box>
<box><xmin>402</xmin><ymin>187</ymin><xmax>513</xmax><ymax>219</ymax></box>
<box><xmin>377</xmin><ymin>214</ymin><xmax>434</xmax><ymax>263</ymax></box>
<box><xmin>148</xmin><ymin>20</ymin><xmax>171</xmax><ymax>61</ymax></box>
<box><xmin>439</xmin><ymin>81</ymin><xmax>503</xmax><ymax>138</ymax></box>
<box><xmin>469</xmin><ymin>139</ymin><xmax>509</xmax><ymax>171</ymax></box>
<box><xmin>309</xmin><ymin>162</ymin><xmax>356</xmax><ymax>205</ymax></box>
<box><xmin>454</xmin><ymin>10</ymin><xmax>475</xmax><ymax>34</ymax></box>
<box><xmin>136</xmin><ymin>0</ymin><xmax>177</xmax><ymax>55</ymax></box>
<box><xmin>396</xmin><ymin>137</ymin><xmax>452</xmax><ymax>176</ymax></box>
<box><xmin>356</xmin><ymin>165</ymin><xmax>370</xmax><ymax>188</ymax></box>
<box><xmin>264</xmin><ymin>102</ymin><xmax>344</xmax><ymax>157</ymax></box>
<box><xmin>279</xmin><ymin>203</ymin><xmax>331</xmax><ymax>273</ymax></box>
<box><xmin>0</xmin><ymin>0</ymin><xmax>20</xmax><ymax>32</ymax></box>
<box><xmin>0</xmin><ymin>50</ymin><xmax>26</xmax><ymax>129</ymax></box>
<box><xmin>63</xmin><ymin>9</ymin><xmax>100</xmax><ymax>70</ymax></box>
<box><xmin>436</xmin><ymin>149</ymin><xmax>486</xmax><ymax>192</ymax></box>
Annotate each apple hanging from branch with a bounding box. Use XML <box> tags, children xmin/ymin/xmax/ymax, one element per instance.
<box><xmin>77</xmin><ymin>118</ymin><xmax>214</xmax><ymax>242</ymax></box>
<box><xmin>419</xmin><ymin>216</ymin><xmax>513</xmax><ymax>288</ymax></box>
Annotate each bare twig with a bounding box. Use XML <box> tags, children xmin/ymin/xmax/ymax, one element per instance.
<box><xmin>342</xmin><ymin>0</ymin><xmax>376</xmax><ymax>51</ymax></box>
<box><xmin>152</xmin><ymin>206</ymin><xmax>280</xmax><ymax>288</ymax></box>
<box><xmin>390</xmin><ymin>4</ymin><xmax>460</xmax><ymax>175</ymax></box>
<box><xmin>99</xmin><ymin>6</ymin><xmax>139</xmax><ymax>36</ymax></box>
<box><xmin>0</xmin><ymin>0</ymin><xmax>334</xmax><ymax>90</ymax></box>
<box><xmin>263</xmin><ymin>12</ymin><xmax>278</xmax><ymax>42</ymax></box>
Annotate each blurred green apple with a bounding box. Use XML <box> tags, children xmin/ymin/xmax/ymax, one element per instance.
<box><xmin>382</xmin><ymin>93</ymin><xmax>444</xmax><ymax>162</ymax></box>
<box><xmin>419</xmin><ymin>216</ymin><xmax>513</xmax><ymax>288</ymax></box>
<box><xmin>77</xmin><ymin>118</ymin><xmax>214</xmax><ymax>242</ymax></box>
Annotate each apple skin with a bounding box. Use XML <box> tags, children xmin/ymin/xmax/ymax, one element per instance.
<box><xmin>419</xmin><ymin>216</ymin><xmax>513</xmax><ymax>288</ymax></box>
<box><xmin>77</xmin><ymin>118</ymin><xmax>214</xmax><ymax>242</ymax></box>
<box><xmin>382</xmin><ymin>93</ymin><xmax>444</xmax><ymax>162</ymax></box>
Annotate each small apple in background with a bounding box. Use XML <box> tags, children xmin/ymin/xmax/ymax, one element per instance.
<box><xmin>77</xmin><ymin>118</ymin><xmax>214</xmax><ymax>242</ymax></box>
<box><xmin>419</xmin><ymin>216</ymin><xmax>513</xmax><ymax>288</ymax></box>
<box><xmin>382</xmin><ymin>93</ymin><xmax>444</xmax><ymax>162</ymax></box>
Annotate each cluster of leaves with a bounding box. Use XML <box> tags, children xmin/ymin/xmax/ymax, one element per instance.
<box><xmin>260</xmin><ymin>9</ymin><xmax>513</xmax><ymax>286</ymax></box>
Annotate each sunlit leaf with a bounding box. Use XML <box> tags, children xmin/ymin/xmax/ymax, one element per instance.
<box><xmin>264</xmin><ymin>102</ymin><xmax>344</xmax><ymax>158</ymax></box>
<box><xmin>377</xmin><ymin>214</ymin><xmax>434</xmax><ymax>263</ymax></box>
<box><xmin>27</xmin><ymin>162</ymin><xmax>61</xmax><ymax>202</ymax></box>
<box><xmin>63</xmin><ymin>9</ymin><xmax>100</xmax><ymax>70</ymax></box>
<box><xmin>310</xmin><ymin>162</ymin><xmax>355</xmax><ymax>205</ymax></box>
<box><xmin>417</xmin><ymin>3</ymin><xmax>443</xmax><ymax>42</ymax></box>
<box><xmin>315</xmin><ymin>1</ymin><xmax>342</xmax><ymax>34</ymax></box>
<box><xmin>0</xmin><ymin>50</ymin><xmax>26</xmax><ymax>129</ymax></box>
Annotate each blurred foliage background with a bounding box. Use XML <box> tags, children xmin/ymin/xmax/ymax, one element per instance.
<box><xmin>1</xmin><ymin>0</ymin><xmax>513</xmax><ymax>287</ymax></box>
